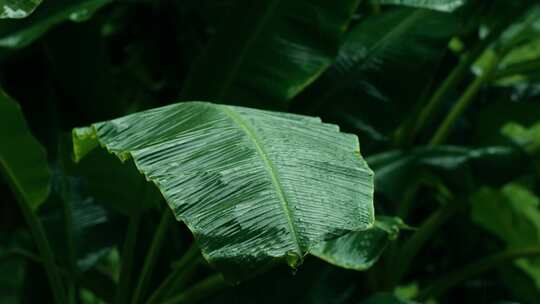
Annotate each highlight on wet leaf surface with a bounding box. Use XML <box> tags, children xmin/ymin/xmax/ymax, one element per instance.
<box><xmin>0</xmin><ymin>87</ymin><xmax>50</xmax><ymax>210</ymax></box>
<box><xmin>0</xmin><ymin>0</ymin><xmax>42</xmax><ymax>18</ymax></box>
<box><xmin>370</xmin><ymin>0</ymin><xmax>465</xmax><ymax>12</ymax></box>
<box><xmin>72</xmin><ymin>101</ymin><xmax>375</xmax><ymax>281</ymax></box>
<box><xmin>311</xmin><ymin>216</ymin><xmax>408</xmax><ymax>271</ymax></box>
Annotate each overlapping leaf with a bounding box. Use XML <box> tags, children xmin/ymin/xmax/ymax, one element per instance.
<box><xmin>0</xmin><ymin>88</ymin><xmax>50</xmax><ymax>209</ymax></box>
<box><xmin>180</xmin><ymin>0</ymin><xmax>361</xmax><ymax>108</ymax></box>
<box><xmin>311</xmin><ymin>217</ymin><xmax>407</xmax><ymax>271</ymax></box>
<box><xmin>72</xmin><ymin>101</ymin><xmax>374</xmax><ymax>280</ymax></box>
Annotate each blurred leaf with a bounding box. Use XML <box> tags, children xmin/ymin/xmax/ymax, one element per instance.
<box><xmin>470</xmin><ymin>184</ymin><xmax>540</xmax><ymax>288</ymax></box>
<box><xmin>370</xmin><ymin>0</ymin><xmax>465</xmax><ymax>12</ymax></box>
<box><xmin>474</xmin><ymin>100</ymin><xmax>540</xmax><ymax>146</ymax></box>
<box><xmin>311</xmin><ymin>217</ymin><xmax>407</xmax><ymax>271</ymax></box>
<box><xmin>0</xmin><ymin>0</ymin><xmax>42</xmax><ymax>19</ymax></box>
<box><xmin>502</xmin><ymin>121</ymin><xmax>540</xmax><ymax>155</ymax></box>
<box><xmin>72</xmin><ymin>101</ymin><xmax>375</xmax><ymax>281</ymax></box>
<box><xmin>367</xmin><ymin>145</ymin><xmax>516</xmax><ymax>201</ymax></box>
<box><xmin>180</xmin><ymin>0</ymin><xmax>361</xmax><ymax>109</ymax></box>
<box><xmin>294</xmin><ymin>8</ymin><xmax>457</xmax><ymax>136</ymax></box>
<box><xmin>0</xmin><ymin>88</ymin><xmax>50</xmax><ymax>210</ymax></box>
<box><xmin>60</xmin><ymin>136</ymin><xmax>161</xmax><ymax>216</ymax></box>
<box><xmin>55</xmin><ymin>174</ymin><xmax>123</xmax><ymax>271</ymax></box>
<box><xmin>360</xmin><ymin>293</ymin><xmax>416</xmax><ymax>303</ymax></box>
<box><xmin>0</xmin><ymin>0</ymin><xmax>112</xmax><ymax>49</ymax></box>
<box><xmin>0</xmin><ymin>232</ymin><xmax>32</xmax><ymax>304</ymax></box>
<box><xmin>476</xmin><ymin>5</ymin><xmax>540</xmax><ymax>85</ymax></box>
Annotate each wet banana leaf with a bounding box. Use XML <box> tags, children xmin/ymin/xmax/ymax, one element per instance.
<box><xmin>370</xmin><ymin>0</ymin><xmax>465</xmax><ymax>12</ymax></box>
<box><xmin>72</xmin><ymin>101</ymin><xmax>374</xmax><ymax>281</ymax></box>
<box><xmin>0</xmin><ymin>88</ymin><xmax>50</xmax><ymax>209</ymax></box>
<box><xmin>311</xmin><ymin>216</ymin><xmax>407</xmax><ymax>271</ymax></box>
<box><xmin>0</xmin><ymin>0</ymin><xmax>41</xmax><ymax>19</ymax></box>
<box><xmin>180</xmin><ymin>0</ymin><xmax>361</xmax><ymax>109</ymax></box>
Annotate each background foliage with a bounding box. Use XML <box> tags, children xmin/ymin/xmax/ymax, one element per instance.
<box><xmin>1</xmin><ymin>0</ymin><xmax>540</xmax><ymax>303</ymax></box>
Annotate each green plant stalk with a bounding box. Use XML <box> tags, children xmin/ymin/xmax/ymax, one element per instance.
<box><xmin>161</xmin><ymin>274</ymin><xmax>227</xmax><ymax>304</ymax></box>
<box><xmin>14</xmin><ymin>195</ymin><xmax>68</xmax><ymax>304</ymax></box>
<box><xmin>114</xmin><ymin>211</ymin><xmax>142</xmax><ymax>304</ymax></box>
<box><xmin>1</xmin><ymin>156</ymin><xmax>67</xmax><ymax>304</ymax></box>
<box><xmin>62</xmin><ymin>195</ymin><xmax>77</xmax><ymax>304</ymax></box>
<box><xmin>389</xmin><ymin>202</ymin><xmax>458</xmax><ymax>287</ymax></box>
<box><xmin>417</xmin><ymin>246</ymin><xmax>540</xmax><ymax>300</ymax></box>
<box><xmin>131</xmin><ymin>211</ymin><xmax>173</xmax><ymax>304</ymax></box>
<box><xmin>146</xmin><ymin>243</ymin><xmax>202</xmax><ymax>304</ymax></box>
<box><xmin>395</xmin><ymin>19</ymin><xmax>510</xmax><ymax>146</ymax></box>
<box><xmin>429</xmin><ymin>51</ymin><xmax>502</xmax><ymax>146</ymax></box>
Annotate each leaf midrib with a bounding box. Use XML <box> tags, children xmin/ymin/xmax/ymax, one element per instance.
<box><xmin>220</xmin><ymin>105</ymin><xmax>303</xmax><ymax>256</ymax></box>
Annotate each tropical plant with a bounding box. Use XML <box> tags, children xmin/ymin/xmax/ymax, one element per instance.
<box><xmin>1</xmin><ymin>0</ymin><xmax>540</xmax><ymax>303</ymax></box>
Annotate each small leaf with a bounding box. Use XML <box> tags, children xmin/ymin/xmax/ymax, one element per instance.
<box><xmin>0</xmin><ymin>88</ymin><xmax>50</xmax><ymax>210</ymax></box>
<box><xmin>311</xmin><ymin>217</ymin><xmax>407</xmax><ymax>271</ymax></box>
<box><xmin>502</xmin><ymin>121</ymin><xmax>540</xmax><ymax>155</ymax></box>
<box><xmin>0</xmin><ymin>0</ymin><xmax>42</xmax><ymax>19</ymax></box>
<box><xmin>72</xmin><ymin>101</ymin><xmax>375</xmax><ymax>281</ymax></box>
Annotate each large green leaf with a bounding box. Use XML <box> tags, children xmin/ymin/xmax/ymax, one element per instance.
<box><xmin>0</xmin><ymin>0</ymin><xmax>112</xmax><ymax>49</ymax></box>
<box><xmin>180</xmin><ymin>0</ymin><xmax>361</xmax><ymax>108</ymax></box>
<box><xmin>294</xmin><ymin>8</ymin><xmax>456</xmax><ymax>136</ymax></box>
<box><xmin>470</xmin><ymin>184</ymin><xmax>540</xmax><ymax>288</ymax></box>
<box><xmin>72</xmin><ymin>101</ymin><xmax>375</xmax><ymax>280</ymax></box>
<box><xmin>0</xmin><ymin>88</ymin><xmax>50</xmax><ymax>209</ymax></box>
<box><xmin>370</xmin><ymin>0</ymin><xmax>465</xmax><ymax>12</ymax></box>
<box><xmin>0</xmin><ymin>0</ymin><xmax>42</xmax><ymax>19</ymax></box>
<box><xmin>311</xmin><ymin>216</ymin><xmax>406</xmax><ymax>271</ymax></box>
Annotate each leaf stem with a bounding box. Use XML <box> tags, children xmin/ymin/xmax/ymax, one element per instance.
<box><xmin>161</xmin><ymin>274</ymin><xmax>227</xmax><ymax>304</ymax></box>
<box><xmin>429</xmin><ymin>50</ymin><xmax>502</xmax><ymax>146</ymax></box>
<box><xmin>146</xmin><ymin>243</ymin><xmax>202</xmax><ymax>304</ymax></box>
<box><xmin>131</xmin><ymin>211</ymin><xmax>173</xmax><ymax>304</ymax></box>
<box><xmin>62</xmin><ymin>191</ymin><xmax>78</xmax><ymax>304</ymax></box>
<box><xmin>14</xmin><ymin>195</ymin><xmax>68</xmax><ymax>304</ymax></box>
<box><xmin>114</xmin><ymin>211</ymin><xmax>142</xmax><ymax>304</ymax></box>
<box><xmin>389</xmin><ymin>202</ymin><xmax>457</xmax><ymax>287</ymax></box>
<box><xmin>395</xmin><ymin>20</ymin><xmax>510</xmax><ymax>146</ymax></box>
<box><xmin>417</xmin><ymin>246</ymin><xmax>540</xmax><ymax>300</ymax></box>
